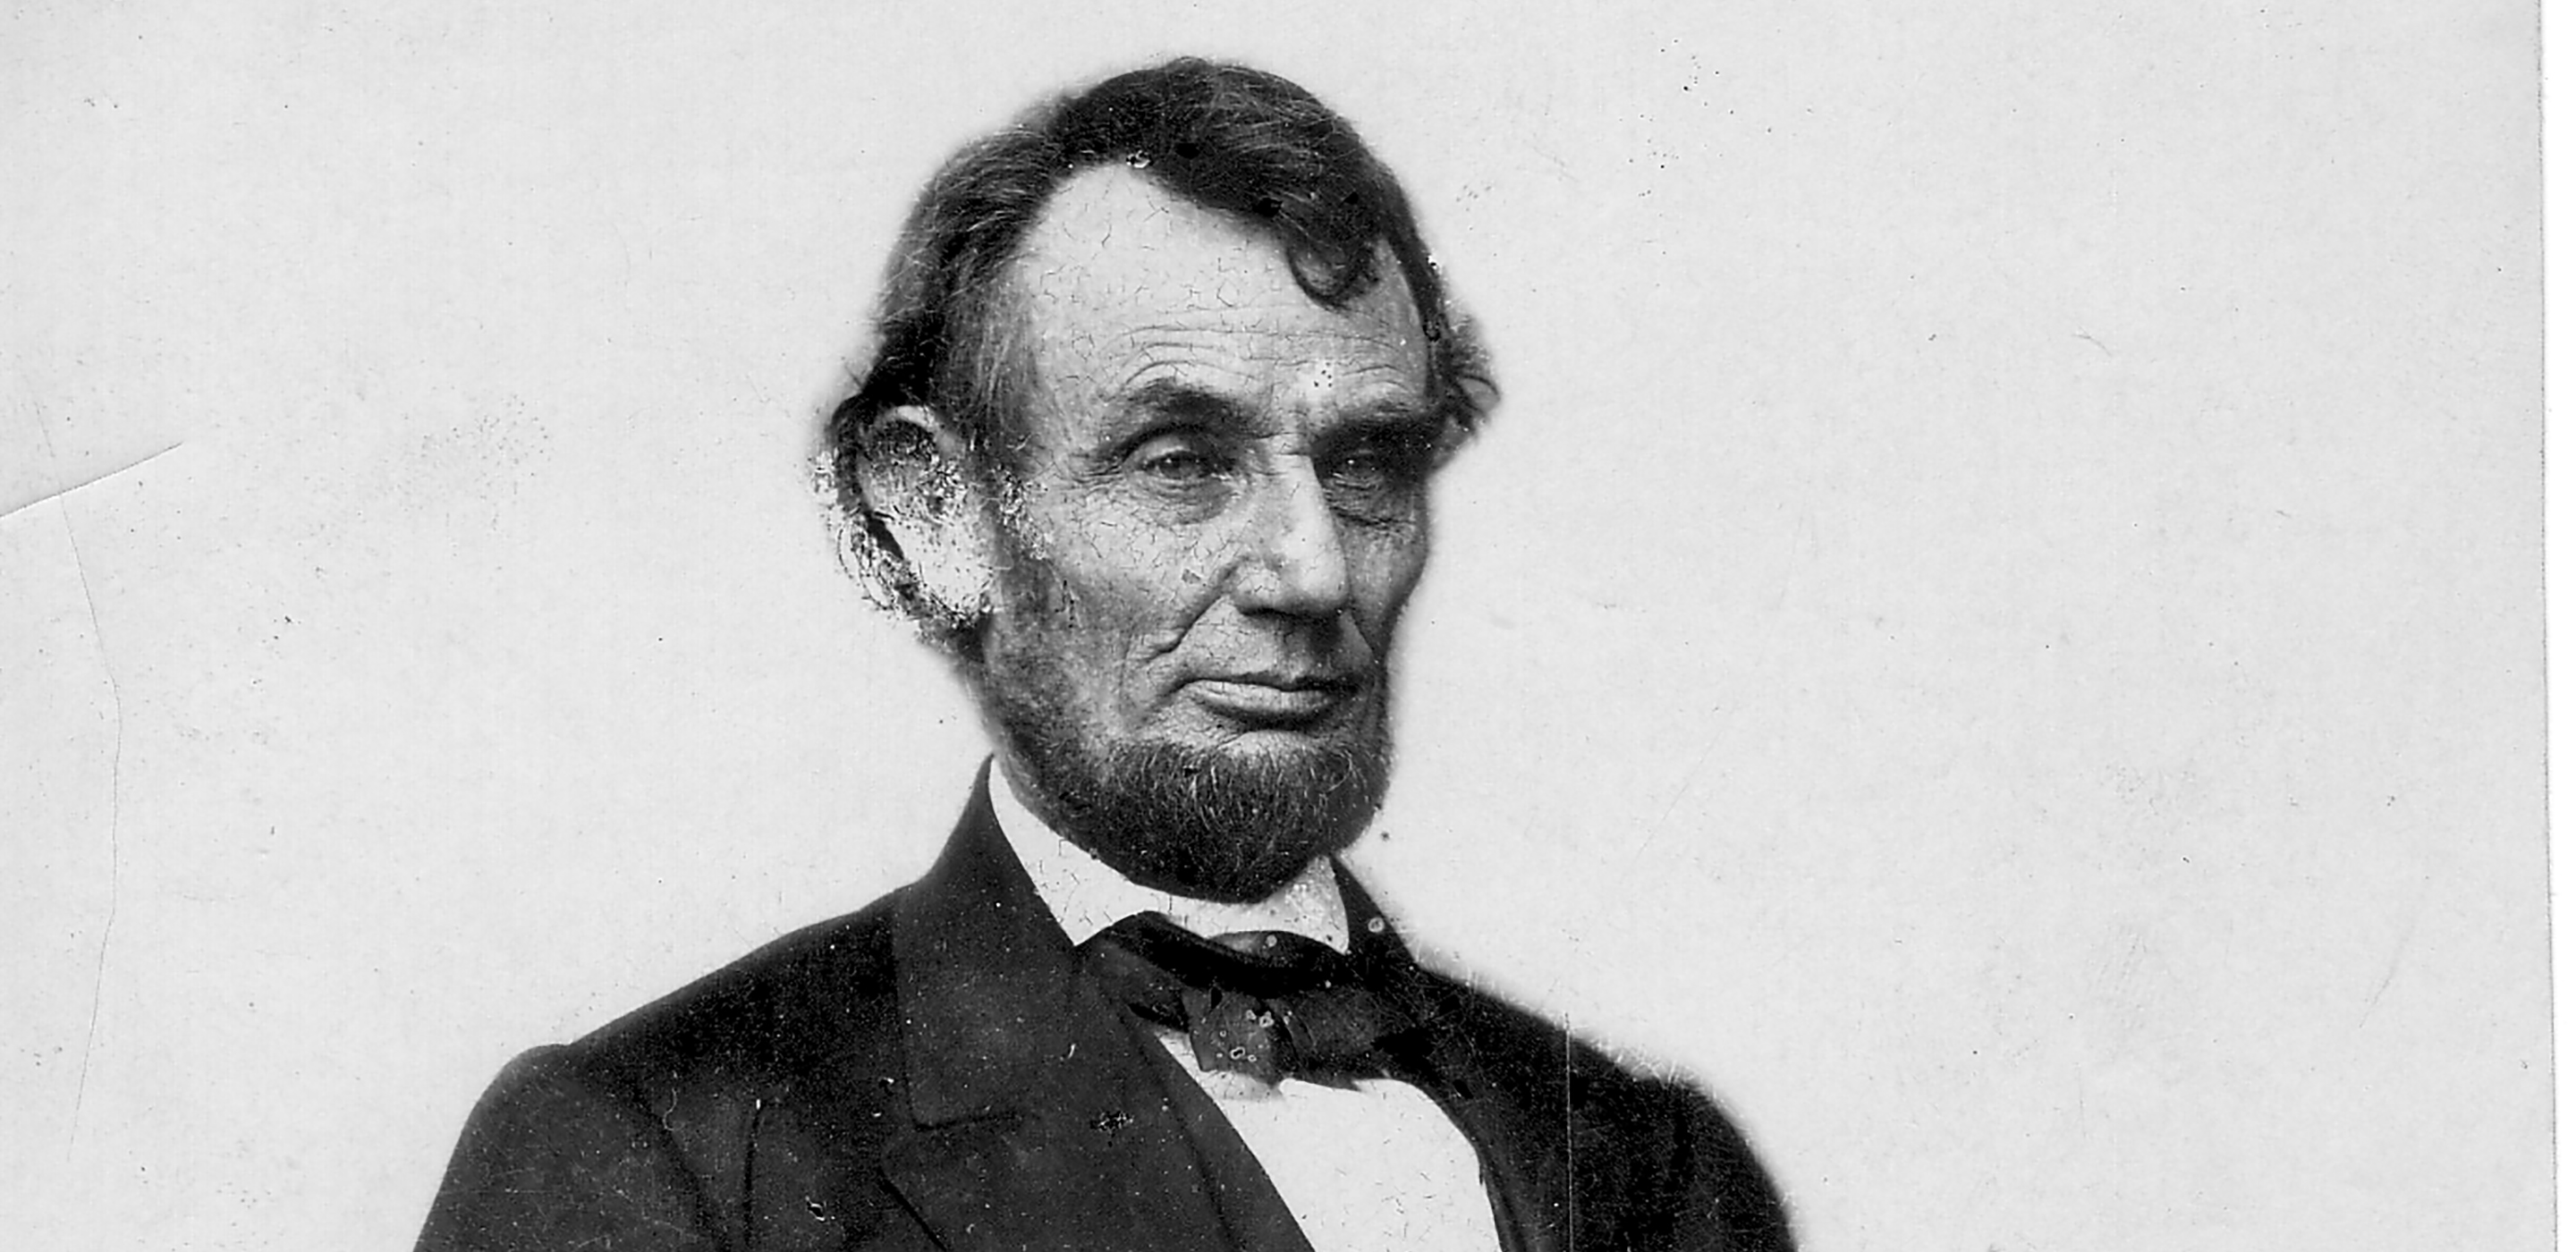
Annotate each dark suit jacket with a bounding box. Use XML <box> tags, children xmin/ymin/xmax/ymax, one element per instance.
<box><xmin>417</xmin><ymin>777</ymin><xmax>1795</xmax><ymax>1251</ymax></box>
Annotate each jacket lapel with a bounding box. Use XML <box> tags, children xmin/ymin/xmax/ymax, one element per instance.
<box><xmin>880</xmin><ymin>773</ymin><xmax>1305</xmax><ymax>1252</ymax></box>
<box><xmin>1341</xmin><ymin>871</ymin><xmax>1569</xmax><ymax>1252</ymax></box>
<box><xmin>1408</xmin><ymin>1022</ymin><xmax>1571</xmax><ymax>1252</ymax></box>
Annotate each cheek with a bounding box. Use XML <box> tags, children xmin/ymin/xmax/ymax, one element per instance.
<box><xmin>1042</xmin><ymin>537</ymin><xmax>1213</xmax><ymax>648</ymax></box>
<box><xmin>1345</xmin><ymin>521</ymin><xmax>1432</xmax><ymax>623</ymax></box>
<box><xmin>1009</xmin><ymin>493</ymin><xmax>1199</xmax><ymax>631</ymax></box>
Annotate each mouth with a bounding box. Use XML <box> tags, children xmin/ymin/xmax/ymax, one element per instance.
<box><xmin>1184</xmin><ymin>672</ymin><xmax>1365</xmax><ymax>727</ymax></box>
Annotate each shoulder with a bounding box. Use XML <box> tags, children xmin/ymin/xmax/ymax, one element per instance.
<box><xmin>558</xmin><ymin>888</ymin><xmax>909</xmax><ymax>1100</ymax></box>
<box><xmin>1408</xmin><ymin>963</ymin><xmax>1677</xmax><ymax>1104</ymax></box>
<box><xmin>420</xmin><ymin>893</ymin><xmax>915</xmax><ymax>1251</ymax></box>
<box><xmin>1412</xmin><ymin>967</ymin><xmax>1800</xmax><ymax>1252</ymax></box>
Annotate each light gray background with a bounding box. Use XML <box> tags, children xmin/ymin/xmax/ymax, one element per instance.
<box><xmin>3</xmin><ymin>3</ymin><xmax>2546</xmax><ymax>1249</ymax></box>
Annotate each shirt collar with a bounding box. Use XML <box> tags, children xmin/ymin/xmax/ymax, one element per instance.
<box><xmin>988</xmin><ymin>763</ymin><xmax>1351</xmax><ymax>952</ymax></box>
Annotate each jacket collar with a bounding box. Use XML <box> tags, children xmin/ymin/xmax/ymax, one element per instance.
<box><xmin>889</xmin><ymin>768</ymin><xmax>1100</xmax><ymax>1124</ymax></box>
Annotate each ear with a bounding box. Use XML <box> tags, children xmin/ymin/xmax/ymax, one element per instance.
<box><xmin>852</xmin><ymin>404</ymin><xmax>995</xmax><ymax>624</ymax></box>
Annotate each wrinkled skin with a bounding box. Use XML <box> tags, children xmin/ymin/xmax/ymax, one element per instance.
<box><xmin>970</xmin><ymin>165</ymin><xmax>1444</xmax><ymax>901</ymax></box>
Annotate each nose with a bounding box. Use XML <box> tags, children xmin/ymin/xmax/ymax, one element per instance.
<box><xmin>1229</xmin><ymin>461</ymin><xmax>1352</xmax><ymax>620</ymax></box>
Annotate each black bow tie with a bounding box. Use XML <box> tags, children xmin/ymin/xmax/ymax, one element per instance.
<box><xmin>1077</xmin><ymin>912</ymin><xmax>1427</xmax><ymax>1087</ymax></box>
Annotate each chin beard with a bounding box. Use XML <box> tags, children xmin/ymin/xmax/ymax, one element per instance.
<box><xmin>986</xmin><ymin>683</ymin><xmax>1392</xmax><ymax>903</ymax></box>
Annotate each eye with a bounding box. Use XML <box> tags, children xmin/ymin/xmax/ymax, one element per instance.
<box><xmin>1322</xmin><ymin>434</ymin><xmax>1434</xmax><ymax>495</ymax></box>
<box><xmin>1129</xmin><ymin>432</ymin><xmax>1228</xmax><ymax>484</ymax></box>
<box><xmin>1324</xmin><ymin>448</ymin><xmax>1395</xmax><ymax>490</ymax></box>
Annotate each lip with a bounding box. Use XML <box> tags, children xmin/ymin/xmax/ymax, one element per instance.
<box><xmin>1185</xmin><ymin>673</ymin><xmax>1362</xmax><ymax>725</ymax></box>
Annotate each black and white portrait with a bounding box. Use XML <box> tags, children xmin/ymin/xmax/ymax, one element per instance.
<box><xmin>3</xmin><ymin>5</ymin><xmax>2547</xmax><ymax>1251</ymax></box>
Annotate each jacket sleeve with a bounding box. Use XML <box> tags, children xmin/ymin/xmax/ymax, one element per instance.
<box><xmin>416</xmin><ymin>1047</ymin><xmax>724</xmax><ymax>1252</ymax></box>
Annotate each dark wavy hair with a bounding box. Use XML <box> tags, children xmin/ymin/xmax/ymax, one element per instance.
<box><xmin>819</xmin><ymin>57</ymin><xmax>1494</xmax><ymax>641</ymax></box>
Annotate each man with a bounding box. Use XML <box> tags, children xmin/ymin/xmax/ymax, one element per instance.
<box><xmin>419</xmin><ymin>58</ymin><xmax>1793</xmax><ymax>1252</ymax></box>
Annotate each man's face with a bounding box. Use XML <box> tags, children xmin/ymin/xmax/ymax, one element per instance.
<box><xmin>974</xmin><ymin>165</ymin><xmax>1442</xmax><ymax>901</ymax></box>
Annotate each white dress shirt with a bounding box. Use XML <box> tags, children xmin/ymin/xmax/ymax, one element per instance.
<box><xmin>989</xmin><ymin>772</ymin><xmax>1503</xmax><ymax>1252</ymax></box>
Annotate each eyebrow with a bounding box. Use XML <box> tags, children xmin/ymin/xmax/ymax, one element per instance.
<box><xmin>1111</xmin><ymin>378</ymin><xmax>1442</xmax><ymax>442</ymax></box>
<box><xmin>1117</xmin><ymin>378</ymin><xmax>1261</xmax><ymax>436</ymax></box>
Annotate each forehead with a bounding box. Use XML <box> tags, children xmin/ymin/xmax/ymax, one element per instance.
<box><xmin>1006</xmin><ymin>165</ymin><xmax>1427</xmax><ymax>419</ymax></box>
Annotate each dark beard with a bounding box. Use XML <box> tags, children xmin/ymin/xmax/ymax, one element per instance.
<box><xmin>984</xmin><ymin>670</ymin><xmax>1392</xmax><ymax>903</ymax></box>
